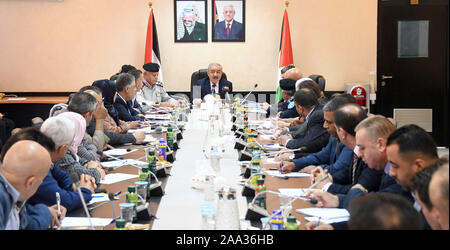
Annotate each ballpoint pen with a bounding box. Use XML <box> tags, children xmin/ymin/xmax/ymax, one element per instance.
<box><xmin>56</xmin><ymin>192</ymin><xmax>62</xmax><ymax>229</ymax></box>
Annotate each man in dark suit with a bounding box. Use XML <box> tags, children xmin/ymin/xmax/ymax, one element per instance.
<box><xmin>195</xmin><ymin>63</ymin><xmax>233</xmax><ymax>100</ymax></box>
<box><xmin>279</xmin><ymin>88</ymin><xmax>329</xmax><ymax>154</ymax></box>
<box><xmin>214</xmin><ymin>4</ymin><xmax>244</xmax><ymax>40</ymax></box>
<box><xmin>113</xmin><ymin>73</ymin><xmax>144</xmax><ymax>122</ymax></box>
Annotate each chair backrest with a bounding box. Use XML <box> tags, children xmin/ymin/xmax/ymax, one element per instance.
<box><xmin>308</xmin><ymin>74</ymin><xmax>326</xmax><ymax>92</ymax></box>
<box><xmin>190</xmin><ymin>69</ymin><xmax>227</xmax><ymax>101</ymax></box>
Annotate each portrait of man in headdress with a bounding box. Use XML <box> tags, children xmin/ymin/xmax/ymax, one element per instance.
<box><xmin>175</xmin><ymin>1</ymin><xmax>207</xmax><ymax>42</ymax></box>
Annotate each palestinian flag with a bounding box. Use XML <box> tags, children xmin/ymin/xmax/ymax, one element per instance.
<box><xmin>144</xmin><ymin>7</ymin><xmax>163</xmax><ymax>82</ymax></box>
<box><xmin>277</xmin><ymin>8</ymin><xmax>293</xmax><ymax>102</ymax></box>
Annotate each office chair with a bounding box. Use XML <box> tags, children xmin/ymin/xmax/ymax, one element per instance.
<box><xmin>308</xmin><ymin>75</ymin><xmax>326</xmax><ymax>92</ymax></box>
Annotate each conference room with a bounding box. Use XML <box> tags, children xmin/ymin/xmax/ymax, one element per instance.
<box><xmin>0</xmin><ymin>0</ymin><xmax>448</xmax><ymax>240</ymax></box>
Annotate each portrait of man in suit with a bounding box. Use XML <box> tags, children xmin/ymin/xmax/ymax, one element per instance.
<box><xmin>213</xmin><ymin>0</ymin><xmax>245</xmax><ymax>41</ymax></box>
<box><xmin>175</xmin><ymin>1</ymin><xmax>207</xmax><ymax>42</ymax></box>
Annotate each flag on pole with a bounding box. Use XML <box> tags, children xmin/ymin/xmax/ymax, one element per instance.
<box><xmin>144</xmin><ymin>7</ymin><xmax>163</xmax><ymax>82</ymax></box>
<box><xmin>276</xmin><ymin>8</ymin><xmax>294</xmax><ymax>102</ymax></box>
<box><xmin>214</xmin><ymin>1</ymin><xmax>219</xmax><ymax>27</ymax></box>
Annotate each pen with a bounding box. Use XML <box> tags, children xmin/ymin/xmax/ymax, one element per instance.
<box><xmin>279</xmin><ymin>161</ymin><xmax>283</xmax><ymax>174</ymax></box>
<box><xmin>316</xmin><ymin>217</ymin><xmax>321</xmax><ymax>228</ymax></box>
<box><xmin>56</xmin><ymin>192</ymin><xmax>62</xmax><ymax>229</ymax></box>
<box><xmin>56</xmin><ymin>192</ymin><xmax>61</xmax><ymax>216</ymax></box>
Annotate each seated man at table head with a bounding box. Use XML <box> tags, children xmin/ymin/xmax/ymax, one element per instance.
<box><xmin>139</xmin><ymin>62</ymin><xmax>177</xmax><ymax>107</ymax></box>
<box><xmin>429</xmin><ymin>162</ymin><xmax>449</xmax><ymax>230</ymax></box>
<box><xmin>0</xmin><ymin>140</ymin><xmax>60</xmax><ymax>229</ymax></box>
<box><xmin>195</xmin><ymin>62</ymin><xmax>233</xmax><ymax>102</ymax></box>
<box><xmin>114</xmin><ymin>73</ymin><xmax>144</xmax><ymax>122</ymax></box>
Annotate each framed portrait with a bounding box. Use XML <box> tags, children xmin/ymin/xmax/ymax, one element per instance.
<box><xmin>174</xmin><ymin>0</ymin><xmax>208</xmax><ymax>42</ymax></box>
<box><xmin>212</xmin><ymin>0</ymin><xmax>245</xmax><ymax>42</ymax></box>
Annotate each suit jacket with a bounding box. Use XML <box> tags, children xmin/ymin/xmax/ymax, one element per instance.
<box><xmin>285</xmin><ymin>106</ymin><xmax>330</xmax><ymax>154</ymax></box>
<box><xmin>337</xmin><ymin>170</ymin><xmax>413</xmax><ymax>209</ymax></box>
<box><xmin>214</xmin><ymin>20</ymin><xmax>244</xmax><ymax>40</ymax></box>
<box><xmin>292</xmin><ymin>136</ymin><xmax>353</xmax><ymax>175</ymax></box>
<box><xmin>113</xmin><ymin>94</ymin><xmax>143</xmax><ymax>122</ymax></box>
<box><xmin>328</xmin><ymin>158</ymin><xmax>384</xmax><ymax>195</ymax></box>
<box><xmin>279</xmin><ymin>99</ymin><xmax>299</xmax><ymax>119</ymax></box>
<box><xmin>197</xmin><ymin>76</ymin><xmax>233</xmax><ymax>100</ymax></box>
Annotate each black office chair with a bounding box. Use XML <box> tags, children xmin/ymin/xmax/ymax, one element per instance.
<box><xmin>308</xmin><ymin>74</ymin><xmax>326</xmax><ymax>92</ymax></box>
<box><xmin>190</xmin><ymin>69</ymin><xmax>227</xmax><ymax>102</ymax></box>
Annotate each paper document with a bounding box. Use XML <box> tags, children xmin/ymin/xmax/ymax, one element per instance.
<box><xmin>128</xmin><ymin>127</ymin><xmax>166</xmax><ymax>134</ymax></box>
<box><xmin>145</xmin><ymin>114</ymin><xmax>171</xmax><ymax>120</ymax></box>
<box><xmin>259</xmin><ymin>134</ymin><xmax>276</xmax><ymax>141</ymax></box>
<box><xmin>100</xmin><ymin>173</ymin><xmax>139</xmax><ymax>185</ymax></box>
<box><xmin>263</xmin><ymin>143</ymin><xmax>285</xmax><ymax>151</ymax></box>
<box><xmin>87</xmin><ymin>193</ymin><xmax>110</xmax><ymax>205</ymax></box>
<box><xmin>101</xmin><ymin>159</ymin><xmax>147</xmax><ymax>169</ymax></box>
<box><xmin>103</xmin><ymin>148</ymin><xmax>138</xmax><ymax>156</ymax></box>
<box><xmin>265</xmin><ymin>170</ymin><xmax>310</xmax><ymax>178</ymax></box>
<box><xmin>264</xmin><ymin>158</ymin><xmax>281</xmax><ymax>164</ymax></box>
<box><xmin>144</xmin><ymin>135</ymin><xmax>157</xmax><ymax>143</ymax></box>
<box><xmin>278</xmin><ymin>188</ymin><xmax>308</xmax><ymax>197</ymax></box>
<box><xmin>296</xmin><ymin>208</ymin><xmax>350</xmax><ymax>220</ymax></box>
<box><xmin>304</xmin><ymin>216</ymin><xmax>349</xmax><ymax>224</ymax></box>
<box><xmin>61</xmin><ymin>217</ymin><xmax>113</xmax><ymax>228</ymax></box>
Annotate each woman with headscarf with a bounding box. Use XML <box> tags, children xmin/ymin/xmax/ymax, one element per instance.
<box><xmin>55</xmin><ymin>111</ymin><xmax>105</xmax><ymax>184</ymax></box>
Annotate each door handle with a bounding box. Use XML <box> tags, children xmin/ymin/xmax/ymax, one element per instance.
<box><xmin>382</xmin><ymin>75</ymin><xmax>393</xmax><ymax>80</ymax></box>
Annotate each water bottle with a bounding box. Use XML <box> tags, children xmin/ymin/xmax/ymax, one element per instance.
<box><xmin>215</xmin><ymin>188</ymin><xmax>240</xmax><ymax>230</ymax></box>
<box><xmin>204</xmin><ymin>175</ymin><xmax>215</xmax><ymax>202</ymax></box>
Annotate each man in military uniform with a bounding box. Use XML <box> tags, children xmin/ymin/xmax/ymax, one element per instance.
<box><xmin>137</xmin><ymin>63</ymin><xmax>177</xmax><ymax>107</ymax></box>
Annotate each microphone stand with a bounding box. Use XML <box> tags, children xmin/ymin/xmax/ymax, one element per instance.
<box><xmin>239</xmin><ymin>84</ymin><xmax>258</xmax><ymax>106</ymax></box>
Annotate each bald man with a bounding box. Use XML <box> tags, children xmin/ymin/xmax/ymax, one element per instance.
<box><xmin>429</xmin><ymin>163</ymin><xmax>449</xmax><ymax>230</ymax></box>
<box><xmin>0</xmin><ymin>140</ymin><xmax>60</xmax><ymax>229</ymax></box>
<box><xmin>284</xmin><ymin>68</ymin><xmax>303</xmax><ymax>81</ymax></box>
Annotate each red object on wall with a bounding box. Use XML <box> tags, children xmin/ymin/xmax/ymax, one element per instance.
<box><xmin>350</xmin><ymin>85</ymin><xmax>367</xmax><ymax>107</ymax></box>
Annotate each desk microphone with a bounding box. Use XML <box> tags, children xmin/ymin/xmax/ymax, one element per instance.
<box><xmin>239</xmin><ymin>84</ymin><xmax>258</xmax><ymax>105</ymax></box>
<box><xmin>71</xmin><ymin>173</ymin><xmax>95</xmax><ymax>230</ymax></box>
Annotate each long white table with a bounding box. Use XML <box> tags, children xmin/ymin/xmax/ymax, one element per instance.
<box><xmin>152</xmin><ymin>108</ymin><xmax>249</xmax><ymax>229</ymax></box>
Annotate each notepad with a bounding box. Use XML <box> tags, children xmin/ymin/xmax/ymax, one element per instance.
<box><xmin>100</xmin><ymin>173</ymin><xmax>139</xmax><ymax>185</ymax></box>
<box><xmin>87</xmin><ymin>193</ymin><xmax>110</xmax><ymax>205</ymax></box>
<box><xmin>296</xmin><ymin>208</ymin><xmax>350</xmax><ymax>220</ymax></box>
<box><xmin>304</xmin><ymin>216</ymin><xmax>349</xmax><ymax>224</ymax></box>
<box><xmin>265</xmin><ymin>170</ymin><xmax>310</xmax><ymax>178</ymax></box>
<box><xmin>145</xmin><ymin>114</ymin><xmax>171</xmax><ymax>120</ymax></box>
<box><xmin>60</xmin><ymin>217</ymin><xmax>113</xmax><ymax>228</ymax></box>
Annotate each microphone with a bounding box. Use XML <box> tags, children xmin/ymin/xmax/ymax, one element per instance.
<box><xmin>108</xmin><ymin>193</ymin><xmax>118</xmax><ymax>222</ymax></box>
<box><xmin>71</xmin><ymin>173</ymin><xmax>95</xmax><ymax>230</ymax></box>
<box><xmin>245</xmin><ymin>190</ymin><xmax>317</xmax><ymax>222</ymax></box>
<box><xmin>239</xmin><ymin>84</ymin><xmax>258</xmax><ymax>105</ymax></box>
<box><xmin>105</xmin><ymin>153</ymin><xmax>165</xmax><ymax>197</ymax></box>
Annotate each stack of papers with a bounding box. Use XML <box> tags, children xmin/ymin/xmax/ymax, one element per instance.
<box><xmin>61</xmin><ymin>217</ymin><xmax>113</xmax><ymax>228</ymax></box>
<box><xmin>278</xmin><ymin>188</ymin><xmax>308</xmax><ymax>197</ymax></box>
<box><xmin>103</xmin><ymin>148</ymin><xmax>138</xmax><ymax>156</ymax></box>
<box><xmin>87</xmin><ymin>193</ymin><xmax>110</xmax><ymax>205</ymax></box>
<box><xmin>296</xmin><ymin>208</ymin><xmax>350</xmax><ymax>224</ymax></box>
<box><xmin>100</xmin><ymin>173</ymin><xmax>139</xmax><ymax>185</ymax></box>
<box><xmin>145</xmin><ymin>114</ymin><xmax>171</xmax><ymax>120</ymax></box>
<box><xmin>265</xmin><ymin>170</ymin><xmax>310</xmax><ymax>178</ymax></box>
<box><xmin>101</xmin><ymin>159</ymin><xmax>147</xmax><ymax>170</ymax></box>
<box><xmin>262</xmin><ymin>143</ymin><xmax>285</xmax><ymax>151</ymax></box>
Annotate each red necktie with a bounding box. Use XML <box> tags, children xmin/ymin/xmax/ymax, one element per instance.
<box><xmin>226</xmin><ymin>23</ymin><xmax>230</xmax><ymax>37</ymax></box>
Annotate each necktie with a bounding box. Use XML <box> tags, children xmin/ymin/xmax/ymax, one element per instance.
<box><xmin>212</xmin><ymin>84</ymin><xmax>216</xmax><ymax>95</ymax></box>
<box><xmin>352</xmin><ymin>153</ymin><xmax>358</xmax><ymax>184</ymax></box>
<box><xmin>226</xmin><ymin>23</ymin><xmax>230</xmax><ymax>37</ymax></box>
